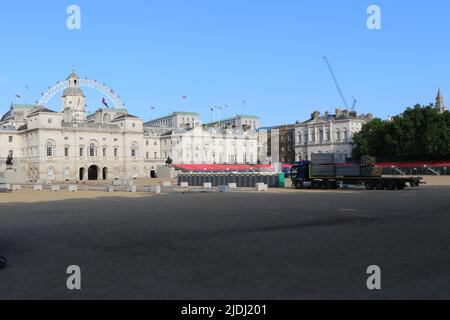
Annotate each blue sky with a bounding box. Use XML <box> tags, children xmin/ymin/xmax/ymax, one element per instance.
<box><xmin>0</xmin><ymin>0</ymin><xmax>449</xmax><ymax>126</ymax></box>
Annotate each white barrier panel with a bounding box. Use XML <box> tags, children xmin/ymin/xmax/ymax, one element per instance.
<box><xmin>33</xmin><ymin>185</ymin><xmax>43</xmax><ymax>191</ymax></box>
<box><xmin>106</xmin><ymin>186</ymin><xmax>114</xmax><ymax>192</ymax></box>
<box><xmin>162</xmin><ymin>182</ymin><xmax>172</xmax><ymax>187</ymax></box>
<box><xmin>203</xmin><ymin>183</ymin><xmax>212</xmax><ymax>189</ymax></box>
<box><xmin>68</xmin><ymin>185</ymin><xmax>78</xmax><ymax>192</ymax></box>
<box><xmin>180</xmin><ymin>182</ymin><xmax>189</xmax><ymax>188</ymax></box>
<box><xmin>228</xmin><ymin>183</ymin><xmax>238</xmax><ymax>189</ymax></box>
<box><xmin>12</xmin><ymin>185</ymin><xmax>21</xmax><ymax>191</ymax></box>
<box><xmin>125</xmin><ymin>185</ymin><xmax>137</xmax><ymax>193</ymax></box>
<box><xmin>218</xmin><ymin>185</ymin><xmax>230</xmax><ymax>193</ymax></box>
<box><xmin>151</xmin><ymin>186</ymin><xmax>161</xmax><ymax>194</ymax></box>
<box><xmin>256</xmin><ymin>183</ymin><xmax>268</xmax><ymax>192</ymax></box>
<box><xmin>51</xmin><ymin>185</ymin><xmax>61</xmax><ymax>192</ymax></box>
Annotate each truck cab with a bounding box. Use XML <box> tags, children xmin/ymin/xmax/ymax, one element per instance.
<box><xmin>290</xmin><ymin>161</ymin><xmax>311</xmax><ymax>189</ymax></box>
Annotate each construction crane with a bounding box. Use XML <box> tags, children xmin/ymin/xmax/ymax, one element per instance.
<box><xmin>323</xmin><ymin>56</ymin><xmax>350</xmax><ymax>110</ymax></box>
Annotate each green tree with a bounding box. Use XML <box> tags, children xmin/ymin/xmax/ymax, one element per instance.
<box><xmin>353</xmin><ymin>104</ymin><xmax>450</xmax><ymax>159</ymax></box>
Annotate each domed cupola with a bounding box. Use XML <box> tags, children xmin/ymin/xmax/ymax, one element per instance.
<box><xmin>62</xmin><ymin>69</ymin><xmax>87</xmax><ymax>122</ymax></box>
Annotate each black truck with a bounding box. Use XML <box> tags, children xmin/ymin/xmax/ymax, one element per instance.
<box><xmin>291</xmin><ymin>154</ymin><xmax>422</xmax><ymax>190</ymax></box>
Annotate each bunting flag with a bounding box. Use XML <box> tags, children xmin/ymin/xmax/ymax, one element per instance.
<box><xmin>16</xmin><ymin>94</ymin><xmax>22</xmax><ymax>99</ymax></box>
<box><xmin>102</xmin><ymin>98</ymin><xmax>110</xmax><ymax>109</ymax></box>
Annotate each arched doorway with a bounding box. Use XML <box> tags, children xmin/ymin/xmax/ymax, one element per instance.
<box><xmin>88</xmin><ymin>165</ymin><xmax>99</xmax><ymax>181</ymax></box>
<box><xmin>102</xmin><ymin>167</ymin><xmax>108</xmax><ymax>180</ymax></box>
<box><xmin>79</xmin><ymin>168</ymin><xmax>85</xmax><ymax>181</ymax></box>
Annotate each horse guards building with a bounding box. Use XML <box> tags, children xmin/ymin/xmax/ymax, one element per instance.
<box><xmin>0</xmin><ymin>70</ymin><xmax>378</xmax><ymax>184</ymax></box>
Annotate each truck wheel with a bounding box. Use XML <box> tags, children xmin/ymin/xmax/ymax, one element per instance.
<box><xmin>375</xmin><ymin>180</ymin><xmax>386</xmax><ymax>190</ymax></box>
<box><xmin>365</xmin><ymin>181</ymin><xmax>375</xmax><ymax>190</ymax></box>
<box><xmin>396</xmin><ymin>181</ymin><xmax>406</xmax><ymax>190</ymax></box>
<box><xmin>312</xmin><ymin>181</ymin><xmax>322</xmax><ymax>189</ymax></box>
<box><xmin>386</xmin><ymin>181</ymin><xmax>397</xmax><ymax>190</ymax></box>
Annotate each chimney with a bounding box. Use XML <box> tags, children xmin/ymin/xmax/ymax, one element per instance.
<box><xmin>311</xmin><ymin>111</ymin><xmax>321</xmax><ymax>120</ymax></box>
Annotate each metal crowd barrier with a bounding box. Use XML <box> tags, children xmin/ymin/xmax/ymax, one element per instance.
<box><xmin>178</xmin><ymin>173</ymin><xmax>284</xmax><ymax>188</ymax></box>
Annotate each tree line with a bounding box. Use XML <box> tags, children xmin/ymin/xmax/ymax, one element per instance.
<box><xmin>353</xmin><ymin>104</ymin><xmax>450</xmax><ymax>160</ymax></box>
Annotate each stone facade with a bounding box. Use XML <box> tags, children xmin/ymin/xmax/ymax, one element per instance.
<box><xmin>159</xmin><ymin>125</ymin><xmax>259</xmax><ymax>165</ymax></box>
<box><xmin>0</xmin><ymin>71</ymin><xmax>265</xmax><ymax>183</ymax></box>
<box><xmin>204</xmin><ymin>115</ymin><xmax>261</xmax><ymax>130</ymax></box>
<box><xmin>294</xmin><ymin>109</ymin><xmax>373</xmax><ymax>162</ymax></box>
<box><xmin>0</xmin><ymin>72</ymin><xmax>164</xmax><ymax>183</ymax></box>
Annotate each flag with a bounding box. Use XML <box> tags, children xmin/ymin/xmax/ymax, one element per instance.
<box><xmin>102</xmin><ymin>98</ymin><xmax>110</xmax><ymax>109</ymax></box>
<box><xmin>150</xmin><ymin>106</ymin><xmax>156</xmax><ymax>110</ymax></box>
<box><xmin>182</xmin><ymin>95</ymin><xmax>188</xmax><ymax>100</ymax></box>
<box><xmin>16</xmin><ymin>94</ymin><xmax>22</xmax><ymax>99</ymax></box>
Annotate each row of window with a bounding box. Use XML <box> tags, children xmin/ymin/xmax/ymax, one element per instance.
<box><xmin>46</xmin><ymin>143</ymin><xmax>138</xmax><ymax>158</ymax></box>
<box><xmin>297</xmin><ymin>129</ymin><xmax>350</xmax><ymax>144</ymax></box>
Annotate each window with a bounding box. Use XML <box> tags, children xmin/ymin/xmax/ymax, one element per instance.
<box><xmin>131</xmin><ymin>143</ymin><xmax>138</xmax><ymax>157</ymax></box>
<box><xmin>9</xmin><ymin>150</ymin><xmax>13</xmax><ymax>158</ymax></box>
<box><xmin>64</xmin><ymin>147</ymin><xmax>69</xmax><ymax>157</ymax></box>
<box><xmin>8</xmin><ymin>136</ymin><xmax>13</xmax><ymax>143</ymax></box>
<box><xmin>114</xmin><ymin>148</ymin><xmax>119</xmax><ymax>157</ymax></box>
<box><xmin>336</xmin><ymin>130</ymin><xmax>341</xmax><ymax>141</ymax></box>
<box><xmin>146</xmin><ymin>140</ymin><xmax>149</xmax><ymax>146</ymax></box>
<box><xmin>47</xmin><ymin>167</ymin><xmax>54</xmax><ymax>179</ymax></box>
<box><xmin>154</xmin><ymin>152</ymin><xmax>158</xmax><ymax>159</ymax></box>
<box><xmin>89</xmin><ymin>144</ymin><xmax>97</xmax><ymax>157</ymax></box>
<box><xmin>80</xmin><ymin>148</ymin><xmax>84</xmax><ymax>157</ymax></box>
<box><xmin>47</xmin><ymin>141</ymin><xmax>55</xmax><ymax>157</ymax></box>
<box><xmin>146</xmin><ymin>152</ymin><xmax>149</xmax><ymax>159</ymax></box>
<box><xmin>103</xmin><ymin>148</ymin><xmax>107</xmax><ymax>157</ymax></box>
<box><xmin>48</xmin><ymin>118</ymin><xmax>52</xmax><ymax>124</ymax></box>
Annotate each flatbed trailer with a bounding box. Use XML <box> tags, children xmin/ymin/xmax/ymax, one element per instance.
<box><xmin>291</xmin><ymin>160</ymin><xmax>423</xmax><ymax>190</ymax></box>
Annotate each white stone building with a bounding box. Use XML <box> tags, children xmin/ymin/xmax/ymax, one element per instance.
<box><xmin>144</xmin><ymin>112</ymin><xmax>201</xmax><ymax>129</ymax></box>
<box><xmin>159</xmin><ymin>125</ymin><xmax>259</xmax><ymax>165</ymax></box>
<box><xmin>0</xmin><ymin>71</ymin><xmax>265</xmax><ymax>183</ymax></box>
<box><xmin>0</xmin><ymin>72</ymin><xmax>165</xmax><ymax>183</ymax></box>
<box><xmin>204</xmin><ymin>115</ymin><xmax>261</xmax><ymax>130</ymax></box>
<box><xmin>294</xmin><ymin>109</ymin><xmax>373</xmax><ymax>161</ymax></box>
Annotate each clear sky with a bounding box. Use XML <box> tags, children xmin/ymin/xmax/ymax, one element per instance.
<box><xmin>0</xmin><ymin>0</ymin><xmax>449</xmax><ymax>126</ymax></box>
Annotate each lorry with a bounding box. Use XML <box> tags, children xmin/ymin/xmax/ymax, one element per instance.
<box><xmin>290</xmin><ymin>154</ymin><xmax>422</xmax><ymax>190</ymax></box>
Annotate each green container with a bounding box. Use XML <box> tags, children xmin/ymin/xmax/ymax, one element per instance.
<box><xmin>279</xmin><ymin>173</ymin><xmax>286</xmax><ymax>188</ymax></box>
